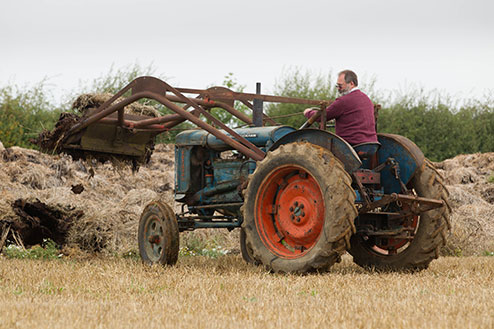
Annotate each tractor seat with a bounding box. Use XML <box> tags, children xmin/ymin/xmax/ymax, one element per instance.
<box><xmin>353</xmin><ymin>142</ymin><xmax>381</xmax><ymax>168</ymax></box>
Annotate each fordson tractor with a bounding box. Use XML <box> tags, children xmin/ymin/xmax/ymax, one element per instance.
<box><xmin>55</xmin><ymin>76</ymin><xmax>451</xmax><ymax>273</ymax></box>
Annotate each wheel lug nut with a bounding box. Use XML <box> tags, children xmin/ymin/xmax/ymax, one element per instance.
<box><xmin>289</xmin><ymin>207</ymin><xmax>294</xmax><ymax>212</ymax></box>
<box><xmin>301</xmin><ymin>212</ymin><xmax>305</xmax><ymax>217</ymax></box>
<box><xmin>291</xmin><ymin>214</ymin><xmax>295</xmax><ymax>220</ymax></box>
<box><xmin>295</xmin><ymin>201</ymin><xmax>299</xmax><ymax>206</ymax></box>
<box><xmin>296</xmin><ymin>217</ymin><xmax>301</xmax><ymax>222</ymax></box>
<box><xmin>300</xmin><ymin>204</ymin><xmax>304</xmax><ymax>209</ymax></box>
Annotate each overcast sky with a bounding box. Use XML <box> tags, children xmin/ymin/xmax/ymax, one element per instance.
<box><xmin>1</xmin><ymin>0</ymin><xmax>493</xmax><ymax>102</ymax></box>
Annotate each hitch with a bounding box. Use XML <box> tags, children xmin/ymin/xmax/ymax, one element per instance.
<box><xmin>358</xmin><ymin>192</ymin><xmax>445</xmax><ymax>215</ymax></box>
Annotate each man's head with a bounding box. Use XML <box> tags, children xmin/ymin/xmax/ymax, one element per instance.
<box><xmin>337</xmin><ymin>70</ymin><xmax>358</xmax><ymax>95</ymax></box>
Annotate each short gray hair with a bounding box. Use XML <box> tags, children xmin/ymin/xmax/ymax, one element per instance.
<box><xmin>338</xmin><ymin>70</ymin><xmax>358</xmax><ymax>87</ymax></box>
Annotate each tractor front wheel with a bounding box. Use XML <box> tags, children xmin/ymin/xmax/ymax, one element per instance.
<box><xmin>138</xmin><ymin>201</ymin><xmax>179</xmax><ymax>265</ymax></box>
<box><xmin>242</xmin><ymin>142</ymin><xmax>357</xmax><ymax>273</ymax></box>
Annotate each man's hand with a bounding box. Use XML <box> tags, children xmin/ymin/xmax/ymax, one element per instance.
<box><xmin>303</xmin><ymin>108</ymin><xmax>314</xmax><ymax>117</ymax></box>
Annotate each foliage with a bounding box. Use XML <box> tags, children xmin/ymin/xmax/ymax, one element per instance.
<box><xmin>266</xmin><ymin>68</ymin><xmax>339</xmax><ymax>128</ymax></box>
<box><xmin>179</xmin><ymin>233</ymin><xmax>229</xmax><ymax>258</ymax></box>
<box><xmin>0</xmin><ymin>82</ymin><xmax>62</xmax><ymax>149</ymax></box>
<box><xmin>378</xmin><ymin>91</ymin><xmax>494</xmax><ymax>161</ymax></box>
<box><xmin>2</xmin><ymin>239</ymin><xmax>61</xmax><ymax>260</ymax></box>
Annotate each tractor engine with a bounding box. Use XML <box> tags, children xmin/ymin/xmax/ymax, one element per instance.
<box><xmin>174</xmin><ymin>126</ymin><xmax>295</xmax><ymax>220</ymax></box>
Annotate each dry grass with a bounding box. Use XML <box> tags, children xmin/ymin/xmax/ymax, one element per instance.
<box><xmin>2</xmin><ymin>145</ymin><xmax>494</xmax><ymax>256</ymax></box>
<box><xmin>0</xmin><ymin>144</ymin><xmax>175</xmax><ymax>252</ymax></box>
<box><xmin>435</xmin><ymin>153</ymin><xmax>494</xmax><ymax>255</ymax></box>
<box><xmin>1</xmin><ymin>255</ymin><xmax>493</xmax><ymax>329</ymax></box>
<box><xmin>72</xmin><ymin>93</ymin><xmax>161</xmax><ymax>117</ymax></box>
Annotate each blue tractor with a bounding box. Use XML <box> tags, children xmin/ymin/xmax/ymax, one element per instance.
<box><xmin>56</xmin><ymin>77</ymin><xmax>451</xmax><ymax>273</ymax></box>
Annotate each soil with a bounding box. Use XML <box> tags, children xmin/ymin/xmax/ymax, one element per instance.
<box><xmin>9</xmin><ymin>199</ymin><xmax>83</xmax><ymax>246</ymax></box>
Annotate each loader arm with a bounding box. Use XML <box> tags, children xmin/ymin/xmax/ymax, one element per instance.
<box><xmin>51</xmin><ymin>76</ymin><xmax>329</xmax><ymax>163</ymax></box>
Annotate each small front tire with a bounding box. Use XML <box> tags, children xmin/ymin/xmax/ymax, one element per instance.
<box><xmin>138</xmin><ymin>201</ymin><xmax>179</xmax><ymax>265</ymax></box>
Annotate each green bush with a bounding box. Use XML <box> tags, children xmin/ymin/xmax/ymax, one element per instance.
<box><xmin>1</xmin><ymin>66</ymin><xmax>493</xmax><ymax>160</ymax></box>
<box><xmin>378</xmin><ymin>92</ymin><xmax>494</xmax><ymax>161</ymax></box>
<box><xmin>0</xmin><ymin>82</ymin><xmax>62</xmax><ymax>149</ymax></box>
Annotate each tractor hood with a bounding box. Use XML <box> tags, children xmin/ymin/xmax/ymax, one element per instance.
<box><xmin>176</xmin><ymin>126</ymin><xmax>296</xmax><ymax>151</ymax></box>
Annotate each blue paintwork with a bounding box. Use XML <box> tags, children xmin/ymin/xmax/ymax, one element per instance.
<box><xmin>175</xmin><ymin>126</ymin><xmax>296</xmax><ymax>151</ymax></box>
<box><xmin>175</xmin><ymin>126</ymin><xmax>295</xmax><ymax>204</ymax></box>
<box><xmin>355</xmin><ymin>189</ymin><xmax>384</xmax><ymax>203</ymax></box>
<box><xmin>269</xmin><ymin>129</ymin><xmax>362</xmax><ymax>173</ymax></box>
<box><xmin>195</xmin><ymin>160</ymin><xmax>248</xmax><ymax>204</ymax></box>
<box><xmin>175</xmin><ymin>146</ymin><xmax>192</xmax><ymax>195</ymax></box>
<box><xmin>377</xmin><ymin>134</ymin><xmax>425</xmax><ymax>194</ymax></box>
<box><xmin>353</xmin><ymin>143</ymin><xmax>380</xmax><ymax>169</ymax></box>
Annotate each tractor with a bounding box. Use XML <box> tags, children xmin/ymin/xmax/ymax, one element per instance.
<box><xmin>54</xmin><ymin>76</ymin><xmax>451</xmax><ymax>273</ymax></box>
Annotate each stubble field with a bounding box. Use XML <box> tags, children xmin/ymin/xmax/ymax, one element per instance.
<box><xmin>1</xmin><ymin>254</ymin><xmax>493</xmax><ymax>329</ymax></box>
<box><xmin>1</xmin><ymin>139</ymin><xmax>494</xmax><ymax>328</ymax></box>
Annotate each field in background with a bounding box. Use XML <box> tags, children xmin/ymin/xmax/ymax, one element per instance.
<box><xmin>1</xmin><ymin>255</ymin><xmax>493</xmax><ymax>329</ymax></box>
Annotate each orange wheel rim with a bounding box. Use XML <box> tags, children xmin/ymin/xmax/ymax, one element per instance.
<box><xmin>255</xmin><ymin>165</ymin><xmax>324</xmax><ymax>259</ymax></box>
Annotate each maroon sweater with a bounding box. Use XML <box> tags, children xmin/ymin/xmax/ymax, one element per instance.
<box><xmin>305</xmin><ymin>90</ymin><xmax>378</xmax><ymax>145</ymax></box>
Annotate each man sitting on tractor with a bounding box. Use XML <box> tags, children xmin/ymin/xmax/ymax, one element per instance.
<box><xmin>303</xmin><ymin>70</ymin><xmax>378</xmax><ymax>151</ymax></box>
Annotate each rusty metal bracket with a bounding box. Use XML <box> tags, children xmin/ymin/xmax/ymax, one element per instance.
<box><xmin>359</xmin><ymin>193</ymin><xmax>444</xmax><ymax>214</ymax></box>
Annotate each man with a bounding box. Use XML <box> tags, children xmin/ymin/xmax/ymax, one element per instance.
<box><xmin>303</xmin><ymin>70</ymin><xmax>378</xmax><ymax>146</ymax></box>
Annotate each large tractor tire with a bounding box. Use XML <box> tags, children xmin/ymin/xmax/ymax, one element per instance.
<box><xmin>240</xmin><ymin>228</ymin><xmax>257</xmax><ymax>265</ymax></box>
<box><xmin>349</xmin><ymin>160</ymin><xmax>451</xmax><ymax>271</ymax></box>
<box><xmin>138</xmin><ymin>201</ymin><xmax>180</xmax><ymax>266</ymax></box>
<box><xmin>242</xmin><ymin>142</ymin><xmax>357</xmax><ymax>274</ymax></box>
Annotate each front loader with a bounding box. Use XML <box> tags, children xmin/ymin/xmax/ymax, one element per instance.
<box><xmin>46</xmin><ymin>76</ymin><xmax>451</xmax><ymax>273</ymax></box>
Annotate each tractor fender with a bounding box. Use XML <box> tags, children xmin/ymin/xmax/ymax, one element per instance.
<box><xmin>268</xmin><ymin>128</ymin><xmax>362</xmax><ymax>173</ymax></box>
<box><xmin>377</xmin><ymin>133</ymin><xmax>425</xmax><ymax>193</ymax></box>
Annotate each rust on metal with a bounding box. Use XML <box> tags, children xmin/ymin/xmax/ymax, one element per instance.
<box><xmin>354</xmin><ymin>171</ymin><xmax>381</xmax><ymax>184</ymax></box>
<box><xmin>359</xmin><ymin>193</ymin><xmax>444</xmax><ymax>214</ymax></box>
<box><xmin>61</xmin><ymin>76</ymin><xmax>334</xmax><ymax>162</ymax></box>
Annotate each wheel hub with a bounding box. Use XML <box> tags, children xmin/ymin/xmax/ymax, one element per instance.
<box><xmin>256</xmin><ymin>166</ymin><xmax>325</xmax><ymax>259</ymax></box>
<box><xmin>143</xmin><ymin>217</ymin><xmax>165</xmax><ymax>261</ymax></box>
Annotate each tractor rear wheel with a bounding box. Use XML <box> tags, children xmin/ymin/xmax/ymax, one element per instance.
<box><xmin>349</xmin><ymin>160</ymin><xmax>451</xmax><ymax>271</ymax></box>
<box><xmin>138</xmin><ymin>201</ymin><xmax>179</xmax><ymax>265</ymax></box>
<box><xmin>242</xmin><ymin>142</ymin><xmax>357</xmax><ymax>273</ymax></box>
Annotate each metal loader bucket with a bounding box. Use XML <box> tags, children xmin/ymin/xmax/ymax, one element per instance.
<box><xmin>61</xmin><ymin>110</ymin><xmax>159</xmax><ymax>163</ymax></box>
